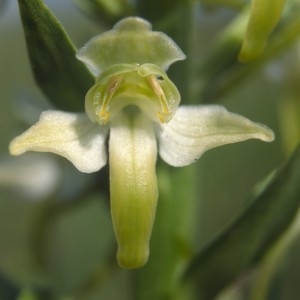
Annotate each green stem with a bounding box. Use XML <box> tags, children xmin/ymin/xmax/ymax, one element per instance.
<box><xmin>133</xmin><ymin>3</ymin><xmax>200</xmax><ymax>299</ymax></box>
<box><xmin>134</xmin><ymin>165</ymin><xmax>198</xmax><ymax>300</ymax></box>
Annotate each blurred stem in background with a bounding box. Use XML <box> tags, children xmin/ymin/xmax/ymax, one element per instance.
<box><xmin>135</xmin><ymin>165</ymin><xmax>199</xmax><ymax>300</ymax></box>
<box><xmin>134</xmin><ymin>2</ymin><xmax>200</xmax><ymax>299</ymax></box>
<box><xmin>278</xmin><ymin>43</ymin><xmax>300</xmax><ymax>155</ymax></box>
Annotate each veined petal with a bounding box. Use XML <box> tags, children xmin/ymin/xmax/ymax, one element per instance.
<box><xmin>76</xmin><ymin>17</ymin><xmax>185</xmax><ymax>76</ymax></box>
<box><xmin>109</xmin><ymin>109</ymin><xmax>158</xmax><ymax>269</ymax></box>
<box><xmin>156</xmin><ymin>105</ymin><xmax>274</xmax><ymax>167</ymax></box>
<box><xmin>9</xmin><ymin>110</ymin><xmax>108</xmax><ymax>173</ymax></box>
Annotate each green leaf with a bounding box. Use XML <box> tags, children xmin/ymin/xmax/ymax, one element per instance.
<box><xmin>183</xmin><ymin>145</ymin><xmax>300</xmax><ymax>299</ymax></box>
<box><xmin>18</xmin><ymin>0</ymin><xmax>94</xmax><ymax>111</ymax></box>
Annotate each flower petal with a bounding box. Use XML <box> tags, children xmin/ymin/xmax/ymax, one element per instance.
<box><xmin>76</xmin><ymin>17</ymin><xmax>185</xmax><ymax>76</ymax></box>
<box><xmin>9</xmin><ymin>110</ymin><xmax>108</xmax><ymax>173</ymax></box>
<box><xmin>109</xmin><ymin>110</ymin><xmax>158</xmax><ymax>269</ymax></box>
<box><xmin>156</xmin><ymin>105</ymin><xmax>275</xmax><ymax>167</ymax></box>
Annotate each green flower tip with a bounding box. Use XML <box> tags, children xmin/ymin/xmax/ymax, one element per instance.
<box><xmin>117</xmin><ymin>245</ymin><xmax>149</xmax><ymax>269</ymax></box>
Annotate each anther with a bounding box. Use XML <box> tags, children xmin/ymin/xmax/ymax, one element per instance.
<box><xmin>147</xmin><ymin>75</ymin><xmax>170</xmax><ymax>123</ymax></box>
<box><xmin>95</xmin><ymin>75</ymin><xmax>123</xmax><ymax>124</ymax></box>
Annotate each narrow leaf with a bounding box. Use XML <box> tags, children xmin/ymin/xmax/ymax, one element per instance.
<box><xmin>183</xmin><ymin>146</ymin><xmax>300</xmax><ymax>299</ymax></box>
<box><xmin>18</xmin><ymin>0</ymin><xmax>94</xmax><ymax>111</ymax></box>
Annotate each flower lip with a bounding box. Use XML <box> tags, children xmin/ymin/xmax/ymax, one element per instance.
<box><xmin>85</xmin><ymin>63</ymin><xmax>181</xmax><ymax>125</ymax></box>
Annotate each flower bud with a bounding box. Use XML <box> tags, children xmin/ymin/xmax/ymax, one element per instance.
<box><xmin>239</xmin><ymin>0</ymin><xmax>286</xmax><ymax>62</ymax></box>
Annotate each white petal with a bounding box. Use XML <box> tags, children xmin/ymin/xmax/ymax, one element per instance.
<box><xmin>156</xmin><ymin>105</ymin><xmax>274</xmax><ymax>167</ymax></box>
<box><xmin>76</xmin><ymin>17</ymin><xmax>185</xmax><ymax>76</ymax></box>
<box><xmin>109</xmin><ymin>111</ymin><xmax>158</xmax><ymax>268</ymax></box>
<box><xmin>9</xmin><ymin>110</ymin><xmax>108</xmax><ymax>173</ymax></box>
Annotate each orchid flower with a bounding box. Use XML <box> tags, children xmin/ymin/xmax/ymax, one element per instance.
<box><xmin>9</xmin><ymin>17</ymin><xmax>274</xmax><ymax>269</ymax></box>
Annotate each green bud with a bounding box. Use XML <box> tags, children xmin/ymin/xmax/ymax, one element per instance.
<box><xmin>239</xmin><ymin>0</ymin><xmax>286</xmax><ymax>62</ymax></box>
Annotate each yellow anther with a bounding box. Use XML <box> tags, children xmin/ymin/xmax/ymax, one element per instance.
<box><xmin>85</xmin><ymin>63</ymin><xmax>181</xmax><ymax>125</ymax></box>
<box><xmin>95</xmin><ymin>75</ymin><xmax>123</xmax><ymax>124</ymax></box>
<box><xmin>96</xmin><ymin>109</ymin><xmax>111</xmax><ymax>124</ymax></box>
<box><xmin>147</xmin><ymin>75</ymin><xmax>171</xmax><ymax>123</ymax></box>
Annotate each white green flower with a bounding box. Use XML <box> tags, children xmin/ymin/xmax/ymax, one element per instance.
<box><xmin>9</xmin><ymin>17</ymin><xmax>274</xmax><ymax>269</ymax></box>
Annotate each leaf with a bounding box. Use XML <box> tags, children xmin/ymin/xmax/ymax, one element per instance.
<box><xmin>183</xmin><ymin>145</ymin><xmax>300</xmax><ymax>299</ymax></box>
<box><xmin>18</xmin><ymin>0</ymin><xmax>94</xmax><ymax>111</ymax></box>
